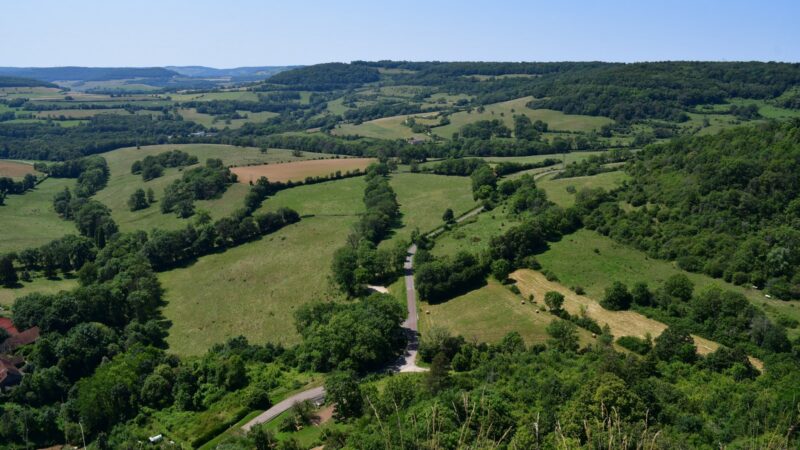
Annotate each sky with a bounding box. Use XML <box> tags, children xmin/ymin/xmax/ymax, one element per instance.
<box><xmin>1</xmin><ymin>0</ymin><xmax>798</xmax><ymax>67</ymax></box>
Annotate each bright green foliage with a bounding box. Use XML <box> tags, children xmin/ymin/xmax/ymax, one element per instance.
<box><xmin>546</xmin><ymin>320</ymin><xmax>579</xmax><ymax>352</ymax></box>
<box><xmin>544</xmin><ymin>291</ymin><xmax>565</xmax><ymax>312</ymax></box>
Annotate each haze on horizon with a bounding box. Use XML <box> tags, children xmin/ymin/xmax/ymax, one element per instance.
<box><xmin>1</xmin><ymin>0</ymin><xmax>798</xmax><ymax>68</ymax></box>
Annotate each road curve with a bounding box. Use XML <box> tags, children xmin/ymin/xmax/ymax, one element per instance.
<box><xmin>241</xmin><ymin>386</ymin><xmax>326</xmax><ymax>431</ymax></box>
<box><xmin>241</xmin><ymin>172</ymin><xmax>552</xmax><ymax>431</ymax></box>
<box><xmin>242</xmin><ymin>240</ymin><xmax>430</xmax><ymax>431</ymax></box>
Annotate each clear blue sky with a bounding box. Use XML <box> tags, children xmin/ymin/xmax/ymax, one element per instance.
<box><xmin>1</xmin><ymin>0</ymin><xmax>798</xmax><ymax>67</ymax></box>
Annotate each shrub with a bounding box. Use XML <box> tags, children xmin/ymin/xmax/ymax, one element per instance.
<box><xmin>601</xmin><ymin>281</ymin><xmax>632</xmax><ymax>310</ymax></box>
<box><xmin>616</xmin><ymin>335</ymin><xmax>652</xmax><ymax>355</ymax></box>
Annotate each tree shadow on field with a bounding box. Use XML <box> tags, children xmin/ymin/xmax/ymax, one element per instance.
<box><xmin>424</xmin><ymin>276</ymin><xmax>488</xmax><ymax>306</ymax></box>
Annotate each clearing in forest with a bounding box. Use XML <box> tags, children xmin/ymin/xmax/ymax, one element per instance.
<box><xmin>432</xmin><ymin>96</ymin><xmax>613</xmax><ymax>137</ymax></box>
<box><xmin>231</xmin><ymin>157</ymin><xmax>375</xmax><ymax>184</ymax></box>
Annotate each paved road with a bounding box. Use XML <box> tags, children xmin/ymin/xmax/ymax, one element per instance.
<box><xmin>241</xmin><ymin>198</ymin><xmax>509</xmax><ymax>431</ymax></box>
<box><xmin>242</xmin><ymin>239</ymin><xmax>432</xmax><ymax>430</ymax></box>
<box><xmin>241</xmin><ymin>386</ymin><xmax>326</xmax><ymax>431</ymax></box>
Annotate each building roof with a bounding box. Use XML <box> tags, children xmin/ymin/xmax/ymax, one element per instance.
<box><xmin>0</xmin><ymin>326</ymin><xmax>39</xmax><ymax>353</ymax></box>
<box><xmin>0</xmin><ymin>354</ymin><xmax>24</xmax><ymax>367</ymax></box>
<box><xmin>0</xmin><ymin>317</ymin><xmax>19</xmax><ymax>336</ymax></box>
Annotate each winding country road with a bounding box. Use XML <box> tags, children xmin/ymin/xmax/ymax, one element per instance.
<box><xmin>241</xmin><ymin>204</ymin><xmax>491</xmax><ymax>430</ymax></box>
<box><xmin>241</xmin><ymin>172</ymin><xmax>558</xmax><ymax>432</ymax></box>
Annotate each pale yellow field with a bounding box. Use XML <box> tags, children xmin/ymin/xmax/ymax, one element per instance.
<box><xmin>511</xmin><ymin>269</ymin><xmax>763</xmax><ymax>369</ymax></box>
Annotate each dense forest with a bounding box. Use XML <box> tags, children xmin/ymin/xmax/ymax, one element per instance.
<box><xmin>266</xmin><ymin>62</ymin><xmax>380</xmax><ymax>90</ymax></box>
<box><xmin>0</xmin><ymin>76</ymin><xmax>57</xmax><ymax>88</ymax></box>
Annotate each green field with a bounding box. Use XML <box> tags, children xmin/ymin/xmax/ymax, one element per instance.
<box><xmin>537</xmin><ymin>170</ymin><xmax>629</xmax><ymax>207</ymax></box>
<box><xmin>433</xmin><ymin>96</ymin><xmax>614</xmax><ymax>137</ymax></box>
<box><xmin>161</xmin><ymin>177</ymin><xmax>366</xmax><ymax>356</ymax></box>
<box><xmin>419</xmin><ymin>279</ymin><xmax>593</xmax><ymax>346</ymax></box>
<box><xmin>178</xmin><ymin>108</ymin><xmax>278</xmax><ymax>129</ymax></box>
<box><xmin>169</xmin><ymin>91</ymin><xmax>261</xmax><ymax>102</ymax></box>
<box><xmin>386</xmin><ymin>172</ymin><xmax>477</xmax><ymax>245</ymax></box>
<box><xmin>93</xmin><ymin>144</ymin><xmax>328</xmax><ymax>233</ymax></box>
<box><xmin>431</xmin><ymin>207</ymin><xmax>519</xmax><ymax>258</ymax></box>
<box><xmin>0</xmin><ymin>276</ymin><xmax>78</xmax><ymax>307</ymax></box>
<box><xmin>0</xmin><ymin>177</ymin><xmax>77</xmax><ymax>253</ymax></box>
<box><xmin>536</xmin><ymin>229</ymin><xmax>800</xmax><ymax>337</ymax></box>
<box><xmin>332</xmin><ymin>112</ymin><xmax>439</xmax><ymax>140</ymax></box>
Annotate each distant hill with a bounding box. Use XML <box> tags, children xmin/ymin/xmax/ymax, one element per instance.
<box><xmin>0</xmin><ymin>76</ymin><xmax>57</xmax><ymax>88</ymax></box>
<box><xmin>266</xmin><ymin>63</ymin><xmax>380</xmax><ymax>90</ymax></box>
<box><xmin>166</xmin><ymin>66</ymin><xmax>299</xmax><ymax>81</ymax></box>
<box><xmin>0</xmin><ymin>66</ymin><xmax>179</xmax><ymax>82</ymax></box>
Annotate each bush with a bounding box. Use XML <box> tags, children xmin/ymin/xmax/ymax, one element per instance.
<box><xmin>544</xmin><ymin>291</ymin><xmax>564</xmax><ymax>312</ymax></box>
<box><xmin>732</xmin><ymin>272</ymin><xmax>750</xmax><ymax>286</ymax></box>
<box><xmin>541</xmin><ymin>269</ymin><xmax>559</xmax><ymax>282</ymax></box>
<box><xmin>616</xmin><ymin>335</ymin><xmax>652</xmax><ymax>355</ymax></box>
<box><xmin>601</xmin><ymin>281</ymin><xmax>632</xmax><ymax>311</ymax></box>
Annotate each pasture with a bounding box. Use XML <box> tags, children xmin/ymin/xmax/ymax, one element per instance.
<box><xmin>511</xmin><ymin>269</ymin><xmax>722</xmax><ymax>355</ymax></box>
<box><xmin>535</xmin><ymin>229</ymin><xmax>800</xmax><ymax>338</ymax></box>
<box><xmin>431</xmin><ymin>208</ymin><xmax>520</xmax><ymax>258</ymax></box>
<box><xmin>432</xmin><ymin>96</ymin><xmax>614</xmax><ymax>137</ymax></box>
<box><xmin>0</xmin><ymin>160</ymin><xmax>39</xmax><ymax>178</ymax></box>
<box><xmin>177</xmin><ymin>108</ymin><xmax>278</xmax><ymax>129</ymax></box>
<box><xmin>231</xmin><ymin>157</ymin><xmax>375</xmax><ymax>184</ymax></box>
<box><xmin>93</xmin><ymin>144</ymin><xmax>327</xmax><ymax>232</ymax></box>
<box><xmin>537</xmin><ymin>170</ymin><xmax>629</xmax><ymax>207</ymax></box>
<box><xmin>0</xmin><ymin>177</ymin><xmax>77</xmax><ymax>253</ymax></box>
<box><xmin>386</xmin><ymin>172</ymin><xmax>477</xmax><ymax>245</ymax></box>
<box><xmin>35</xmin><ymin>108</ymin><xmax>130</xmax><ymax>119</ymax></box>
<box><xmin>161</xmin><ymin>176</ymin><xmax>366</xmax><ymax>356</ymax></box>
<box><xmin>0</xmin><ymin>276</ymin><xmax>78</xmax><ymax>307</ymax></box>
<box><xmin>419</xmin><ymin>279</ymin><xmax>594</xmax><ymax>346</ymax></box>
<box><xmin>332</xmin><ymin>113</ymin><xmax>439</xmax><ymax>140</ymax></box>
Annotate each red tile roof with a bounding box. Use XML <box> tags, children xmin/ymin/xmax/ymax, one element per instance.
<box><xmin>0</xmin><ymin>326</ymin><xmax>39</xmax><ymax>353</ymax></box>
<box><xmin>0</xmin><ymin>317</ymin><xmax>19</xmax><ymax>336</ymax></box>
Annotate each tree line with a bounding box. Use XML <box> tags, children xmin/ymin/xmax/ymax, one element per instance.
<box><xmin>131</xmin><ymin>149</ymin><xmax>198</xmax><ymax>181</ymax></box>
<box><xmin>331</xmin><ymin>163</ymin><xmax>406</xmax><ymax>297</ymax></box>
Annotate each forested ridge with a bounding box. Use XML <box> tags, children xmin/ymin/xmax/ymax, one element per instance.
<box><xmin>585</xmin><ymin>120</ymin><xmax>800</xmax><ymax>298</ymax></box>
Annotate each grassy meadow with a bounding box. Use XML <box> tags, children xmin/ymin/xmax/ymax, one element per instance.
<box><xmin>537</xmin><ymin>170</ymin><xmax>629</xmax><ymax>207</ymax></box>
<box><xmin>0</xmin><ymin>177</ymin><xmax>77</xmax><ymax>253</ymax></box>
<box><xmin>386</xmin><ymin>172</ymin><xmax>477</xmax><ymax>245</ymax></box>
<box><xmin>231</xmin><ymin>157</ymin><xmax>375</xmax><ymax>184</ymax></box>
<box><xmin>418</xmin><ymin>279</ymin><xmax>594</xmax><ymax>346</ymax></box>
<box><xmin>160</xmin><ymin>176</ymin><xmax>366</xmax><ymax>356</ymax></box>
<box><xmin>332</xmin><ymin>112</ymin><xmax>439</xmax><ymax>140</ymax></box>
<box><xmin>93</xmin><ymin>144</ymin><xmax>328</xmax><ymax>233</ymax></box>
<box><xmin>432</xmin><ymin>97</ymin><xmax>613</xmax><ymax>137</ymax></box>
<box><xmin>177</xmin><ymin>108</ymin><xmax>278</xmax><ymax>129</ymax></box>
<box><xmin>0</xmin><ymin>276</ymin><xmax>78</xmax><ymax>307</ymax></box>
<box><xmin>536</xmin><ymin>229</ymin><xmax>800</xmax><ymax>338</ymax></box>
